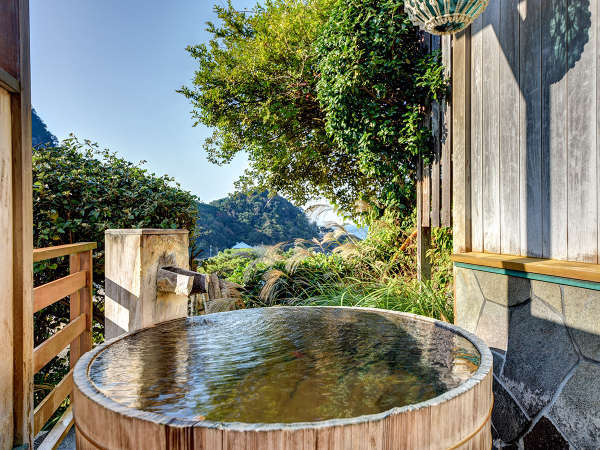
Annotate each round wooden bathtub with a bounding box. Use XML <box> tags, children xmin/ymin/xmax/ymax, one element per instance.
<box><xmin>73</xmin><ymin>307</ymin><xmax>493</xmax><ymax>449</ymax></box>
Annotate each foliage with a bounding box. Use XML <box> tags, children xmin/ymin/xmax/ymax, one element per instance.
<box><xmin>201</xmin><ymin>208</ymin><xmax>454</xmax><ymax>321</ymax></box>
<box><xmin>32</xmin><ymin>108</ymin><xmax>58</xmax><ymax>148</ymax></box>
<box><xmin>316</xmin><ymin>0</ymin><xmax>447</xmax><ymax>214</ymax></box>
<box><xmin>179</xmin><ymin>0</ymin><xmax>350</xmax><ymax>208</ymax></box>
<box><xmin>199</xmin><ymin>248</ymin><xmax>261</xmax><ymax>285</ymax></box>
<box><xmin>180</xmin><ymin>0</ymin><xmax>447</xmax><ymax>217</ymax></box>
<box><xmin>32</xmin><ymin>136</ymin><xmax>198</xmax><ymax>416</ymax></box>
<box><xmin>196</xmin><ymin>191</ymin><xmax>321</xmax><ymax>256</ymax></box>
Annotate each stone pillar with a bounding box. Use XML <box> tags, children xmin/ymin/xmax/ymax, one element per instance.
<box><xmin>105</xmin><ymin>229</ymin><xmax>189</xmax><ymax>340</ymax></box>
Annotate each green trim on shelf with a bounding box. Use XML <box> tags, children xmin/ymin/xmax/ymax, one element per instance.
<box><xmin>454</xmin><ymin>262</ymin><xmax>600</xmax><ymax>291</ymax></box>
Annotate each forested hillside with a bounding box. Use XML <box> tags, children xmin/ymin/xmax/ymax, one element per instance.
<box><xmin>32</xmin><ymin>109</ymin><xmax>58</xmax><ymax>147</ymax></box>
<box><xmin>196</xmin><ymin>191</ymin><xmax>321</xmax><ymax>257</ymax></box>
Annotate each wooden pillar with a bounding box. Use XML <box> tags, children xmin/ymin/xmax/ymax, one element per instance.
<box><xmin>417</xmin><ymin>158</ymin><xmax>432</xmax><ymax>281</ymax></box>
<box><xmin>69</xmin><ymin>250</ymin><xmax>93</xmax><ymax>368</ymax></box>
<box><xmin>0</xmin><ymin>1</ymin><xmax>33</xmax><ymax>448</ymax></box>
<box><xmin>452</xmin><ymin>28</ymin><xmax>472</xmax><ymax>254</ymax></box>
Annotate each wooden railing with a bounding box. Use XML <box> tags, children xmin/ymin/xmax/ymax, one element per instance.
<box><xmin>33</xmin><ymin>242</ymin><xmax>96</xmax><ymax>449</ymax></box>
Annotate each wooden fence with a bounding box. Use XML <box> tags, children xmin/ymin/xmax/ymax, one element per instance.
<box><xmin>32</xmin><ymin>242</ymin><xmax>96</xmax><ymax>449</ymax></box>
<box><xmin>417</xmin><ymin>34</ymin><xmax>453</xmax><ymax>280</ymax></box>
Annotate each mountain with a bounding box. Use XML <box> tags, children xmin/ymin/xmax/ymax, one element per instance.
<box><xmin>195</xmin><ymin>191</ymin><xmax>321</xmax><ymax>257</ymax></box>
<box><xmin>32</xmin><ymin>109</ymin><xmax>58</xmax><ymax>148</ymax></box>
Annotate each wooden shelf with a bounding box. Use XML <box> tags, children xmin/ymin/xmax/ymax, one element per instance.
<box><xmin>452</xmin><ymin>252</ymin><xmax>600</xmax><ymax>283</ymax></box>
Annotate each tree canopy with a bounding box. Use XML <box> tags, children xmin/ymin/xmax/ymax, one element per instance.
<box><xmin>316</xmin><ymin>0</ymin><xmax>446</xmax><ymax>213</ymax></box>
<box><xmin>180</xmin><ymin>0</ymin><xmax>445</xmax><ymax>217</ymax></box>
<box><xmin>33</xmin><ymin>136</ymin><xmax>198</xmax><ymax>342</ymax></box>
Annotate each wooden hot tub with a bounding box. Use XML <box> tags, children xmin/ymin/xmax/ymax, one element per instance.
<box><xmin>73</xmin><ymin>307</ymin><xmax>493</xmax><ymax>449</ymax></box>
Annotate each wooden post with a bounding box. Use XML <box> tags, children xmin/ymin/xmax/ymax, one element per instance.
<box><xmin>452</xmin><ymin>27</ymin><xmax>472</xmax><ymax>254</ymax></box>
<box><xmin>70</xmin><ymin>250</ymin><xmax>93</xmax><ymax>368</ymax></box>
<box><xmin>417</xmin><ymin>158</ymin><xmax>432</xmax><ymax>281</ymax></box>
<box><xmin>6</xmin><ymin>0</ymin><xmax>34</xmax><ymax>447</ymax></box>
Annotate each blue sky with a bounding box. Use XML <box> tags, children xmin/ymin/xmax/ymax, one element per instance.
<box><xmin>30</xmin><ymin>0</ymin><xmax>257</xmax><ymax>203</ymax></box>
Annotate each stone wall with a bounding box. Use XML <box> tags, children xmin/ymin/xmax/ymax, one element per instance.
<box><xmin>454</xmin><ymin>266</ymin><xmax>600</xmax><ymax>449</ymax></box>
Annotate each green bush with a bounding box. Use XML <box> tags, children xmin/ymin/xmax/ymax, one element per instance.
<box><xmin>200</xmin><ymin>209</ymin><xmax>453</xmax><ymax>321</ymax></box>
<box><xmin>33</xmin><ymin>136</ymin><xmax>198</xmax><ymax>426</ymax></box>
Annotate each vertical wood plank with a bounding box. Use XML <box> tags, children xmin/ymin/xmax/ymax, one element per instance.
<box><xmin>79</xmin><ymin>250</ymin><xmax>93</xmax><ymax>356</ymax></box>
<box><xmin>470</xmin><ymin>16</ymin><xmax>483</xmax><ymax>252</ymax></box>
<box><xmin>567</xmin><ymin>0</ymin><xmax>597</xmax><ymax>262</ymax></box>
<box><xmin>422</xmin><ymin>164</ymin><xmax>431</xmax><ymax>227</ymax></box>
<box><xmin>431</xmin><ymin>36</ymin><xmax>441</xmax><ymax>228</ymax></box>
<box><xmin>431</xmin><ymin>99</ymin><xmax>441</xmax><ymax>228</ymax></box>
<box><xmin>0</xmin><ymin>1</ymin><xmax>19</xmax><ymax>79</ymax></box>
<box><xmin>417</xmin><ymin>158</ymin><xmax>432</xmax><ymax>281</ymax></box>
<box><xmin>12</xmin><ymin>0</ymin><xmax>33</xmax><ymax>445</ymax></box>
<box><xmin>0</xmin><ymin>87</ymin><xmax>14</xmax><ymax>450</ymax></box>
<box><xmin>499</xmin><ymin>0</ymin><xmax>521</xmax><ymax>255</ymax></box>
<box><xmin>69</xmin><ymin>254</ymin><xmax>81</xmax><ymax>368</ymax></box>
<box><xmin>519</xmin><ymin>0</ymin><xmax>543</xmax><ymax>257</ymax></box>
<box><xmin>541</xmin><ymin>0</ymin><xmax>568</xmax><ymax>260</ymax></box>
<box><xmin>441</xmin><ymin>35</ymin><xmax>452</xmax><ymax>227</ymax></box>
<box><xmin>452</xmin><ymin>28</ymin><xmax>472</xmax><ymax>253</ymax></box>
<box><xmin>482</xmin><ymin>0</ymin><xmax>501</xmax><ymax>253</ymax></box>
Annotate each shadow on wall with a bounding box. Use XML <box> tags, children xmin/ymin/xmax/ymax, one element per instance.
<box><xmin>104</xmin><ymin>277</ymin><xmax>139</xmax><ymax>339</ymax></box>
<box><xmin>456</xmin><ymin>267</ymin><xmax>600</xmax><ymax>449</ymax></box>
<box><xmin>464</xmin><ymin>2</ymin><xmax>596</xmax><ymax>447</ymax></box>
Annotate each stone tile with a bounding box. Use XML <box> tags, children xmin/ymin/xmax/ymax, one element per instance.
<box><xmin>550</xmin><ymin>361</ymin><xmax>600</xmax><ymax>450</ymax></box>
<box><xmin>476</xmin><ymin>301</ymin><xmax>509</xmax><ymax>352</ymax></box>
<box><xmin>562</xmin><ymin>286</ymin><xmax>600</xmax><ymax>361</ymax></box>
<box><xmin>492</xmin><ymin>377</ymin><xmax>530</xmax><ymax>443</ymax></box>
<box><xmin>454</xmin><ymin>267</ymin><xmax>485</xmax><ymax>333</ymax></box>
<box><xmin>502</xmin><ymin>299</ymin><xmax>579</xmax><ymax>417</ymax></box>
<box><xmin>491</xmin><ymin>349</ymin><xmax>505</xmax><ymax>377</ymax></box>
<box><xmin>523</xmin><ymin>417</ymin><xmax>569</xmax><ymax>449</ymax></box>
<box><xmin>475</xmin><ymin>270</ymin><xmax>530</xmax><ymax>306</ymax></box>
<box><xmin>530</xmin><ymin>280</ymin><xmax>563</xmax><ymax>313</ymax></box>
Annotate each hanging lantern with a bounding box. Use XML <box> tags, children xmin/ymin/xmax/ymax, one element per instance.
<box><xmin>404</xmin><ymin>0</ymin><xmax>489</xmax><ymax>35</ymax></box>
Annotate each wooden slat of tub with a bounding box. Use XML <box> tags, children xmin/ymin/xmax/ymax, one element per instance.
<box><xmin>431</xmin><ymin>394</ymin><xmax>465</xmax><ymax>449</ymax></box>
<box><xmin>195</xmin><ymin>427</ymin><xmax>223</xmax><ymax>450</ymax></box>
<box><xmin>223</xmin><ymin>429</ymin><xmax>245</xmax><ymax>450</ymax></box>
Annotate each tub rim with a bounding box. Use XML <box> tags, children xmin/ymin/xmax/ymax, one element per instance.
<box><xmin>74</xmin><ymin>306</ymin><xmax>493</xmax><ymax>432</ymax></box>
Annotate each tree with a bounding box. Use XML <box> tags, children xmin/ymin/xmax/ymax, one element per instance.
<box><xmin>180</xmin><ymin>0</ymin><xmax>445</xmax><ymax>218</ymax></box>
<box><xmin>316</xmin><ymin>0</ymin><xmax>447</xmax><ymax>214</ymax></box>
<box><xmin>179</xmin><ymin>0</ymin><xmax>368</xmax><ymax>213</ymax></box>
<box><xmin>32</xmin><ymin>108</ymin><xmax>59</xmax><ymax>147</ymax></box>
<box><xmin>33</xmin><ymin>136</ymin><xmax>198</xmax><ymax>343</ymax></box>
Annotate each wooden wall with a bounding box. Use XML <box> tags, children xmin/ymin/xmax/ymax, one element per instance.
<box><xmin>0</xmin><ymin>1</ymin><xmax>33</xmax><ymax>448</ymax></box>
<box><xmin>0</xmin><ymin>87</ymin><xmax>14</xmax><ymax>450</ymax></box>
<box><xmin>466</xmin><ymin>0</ymin><xmax>599</xmax><ymax>263</ymax></box>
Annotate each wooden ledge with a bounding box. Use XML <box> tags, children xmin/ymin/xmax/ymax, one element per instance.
<box><xmin>452</xmin><ymin>252</ymin><xmax>600</xmax><ymax>284</ymax></box>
